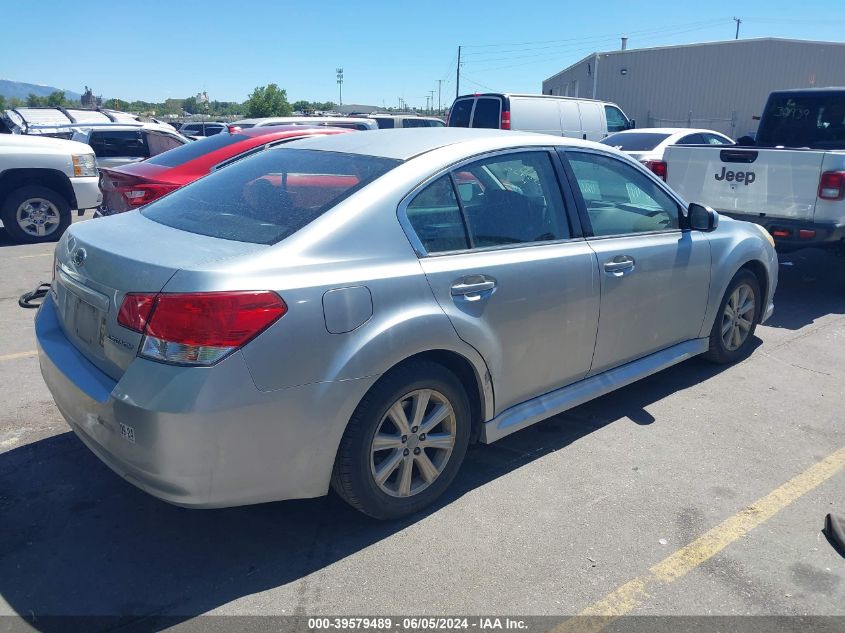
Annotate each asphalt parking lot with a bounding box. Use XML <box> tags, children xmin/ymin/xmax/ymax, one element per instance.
<box><xmin>0</xmin><ymin>215</ymin><xmax>843</xmax><ymax>631</ymax></box>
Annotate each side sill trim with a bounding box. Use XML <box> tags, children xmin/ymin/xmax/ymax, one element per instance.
<box><xmin>480</xmin><ymin>338</ymin><xmax>709</xmax><ymax>443</ymax></box>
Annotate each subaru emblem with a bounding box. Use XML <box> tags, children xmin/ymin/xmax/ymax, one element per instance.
<box><xmin>72</xmin><ymin>248</ymin><xmax>87</xmax><ymax>266</ymax></box>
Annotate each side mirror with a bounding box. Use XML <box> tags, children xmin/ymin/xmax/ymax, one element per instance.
<box><xmin>736</xmin><ymin>135</ymin><xmax>756</xmax><ymax>146</ymax></box>
<box><xmin>628</xmin><ymin>119</ymin><xmax>636</xmax><ymax>129</ymax></box>
<box><xmin>688</xmin><ymin>203</ymin><xmax>719</xmax><ymax>232</ymax></box>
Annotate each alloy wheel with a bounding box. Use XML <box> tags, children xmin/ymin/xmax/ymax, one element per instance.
<box><xmin>721</xmin><ymin>283</ymin><xmax>756</xmax><ymax>351</ymax></box>
<box><xmin>370</xmin><ymin>389</ymin><xmax>457</xmax><ymax>498</ymax></box>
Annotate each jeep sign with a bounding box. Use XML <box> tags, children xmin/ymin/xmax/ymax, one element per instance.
<box><xmin>715</xmin><ymin>167</ymin><xmax>756</xmax><ymax>185</ymax></box>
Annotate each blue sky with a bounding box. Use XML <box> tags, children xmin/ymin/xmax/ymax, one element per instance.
<box><xmin>2</xmin><ymin>0</ymin><xmax>843</xmax><ymax>107</ymax></box>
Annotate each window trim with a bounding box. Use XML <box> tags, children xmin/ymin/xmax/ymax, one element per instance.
<box><xmin>558</xmin><ymin>147</ymin><xmax>689</xmax><ymax>240</ymax></box>
<box><xmin>397</xmin><ymin>146</ymin><xmax>584</xmax><ymax>258</ymax></box>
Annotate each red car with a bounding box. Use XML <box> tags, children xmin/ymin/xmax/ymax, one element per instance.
<box><xmin>96</xmin><ymin>125</ymin><xmax>353</xmax><ymax>215</ymax></box>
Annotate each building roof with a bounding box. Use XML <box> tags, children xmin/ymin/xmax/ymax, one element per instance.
<box><xmin>544</xmin><ymin>37</ymin><xmax>845</xmax><ymax>84</ymax></box>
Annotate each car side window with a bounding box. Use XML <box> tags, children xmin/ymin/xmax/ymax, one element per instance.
<box><xmin>146</xmin><ymin>132</ymin><xmax>184</xmax><ymax>156</ymax></box>
<box><xmin>89</xmin><ymin>130</ymin><xmax>147</xmax><ymax>158</ymax></box>
<box><xmin>604</xmin><ymin>105</ymin><xmax>628</xmax><ymax>133</ymax></box>
<box><xmin>406</xmin><ymin>176</ymin><xmax>470</xmax><ymax>253</ymax></box>
<box><xmin>567</xmin><ymin>151</ymin><xmax>680</xmax><ymax>236</ymax></box>
<box><xmin>677</xmin><ymin>133</ymin><xmax>705</xmax><ymax>145</ymax></box>
<box><xmin>704</xmin><ymin>133</ymin><xmax>731</xmax><ymax>145</ymax></box>
<box><xmin>457</xmin><ymin>151</ymin><xmax>570</xmax><ymax>247</ymax></box>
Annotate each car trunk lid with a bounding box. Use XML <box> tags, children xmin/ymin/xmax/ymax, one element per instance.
<box><xmin>52</xmin><ymin>211</ymin><xmax>266</xmax><ymax>380</ymax></box>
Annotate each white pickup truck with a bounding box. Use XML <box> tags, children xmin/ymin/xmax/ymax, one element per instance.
<box><xmin>0</xmin><ymin>134</ymin><xmax>102</xmax><ymax>244</ymax></box>
<box><xmin>665</xmin><ymin>88</ymin><xmax>845</xmax><ymax>252</ymax></box>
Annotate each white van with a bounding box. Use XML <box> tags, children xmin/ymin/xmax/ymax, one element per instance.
<box><xmin>447</xmin><ymin>93</ymin><xmax>633</xmax><ymax>141</ymax></box>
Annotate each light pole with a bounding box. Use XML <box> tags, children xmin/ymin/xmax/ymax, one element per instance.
<box><xmin>336</xmin><ymin>68</ymin><xmax>344</xmax><ymax>106</ymax></box>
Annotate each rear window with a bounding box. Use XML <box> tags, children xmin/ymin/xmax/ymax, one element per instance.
<box><xmin>374</xmin><ymin>117</ymin><xmax>395</xmax><ymax>129</ymax></box>
<box><xmin>757</xmin><ymin>93</ymin><xmax>845</xmax><ymax>149</ymax></box>
<box><xmin>145</xmin><ymin>132</ymin><xmax>250</xmax><ymax>167</ymax></box>
<box><xmin>471</xmin><ymin>98</ymin><xmax>501</xmax><ymax>129</ymax></box>
<box><xmin>447</xmin><ymin>99</ymin><xmax>473</xmax><ymax>127</ymax></box>
<box><xmin>89</xmin><ymin>130</ymin><xmax>147</xmax><ymax>158</ymax></box>
<box><xmin>600</xmin><ymin>132</ymin><xmax>671</xmax><ymax>151</ymax></box>
<box><xmin>142</xmin><ymin>149</ymin><xmax>400</xmax><ymax>244</ymax></box>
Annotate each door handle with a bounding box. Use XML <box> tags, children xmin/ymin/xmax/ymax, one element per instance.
<box><xmin>451</xmin><ymin>280</ymin><xmax>496</xmax><ymax>296</ymax></box>
<box><xmin>603</xmin><ymin>256</ymin><xmax>635</xmax><ymax>274</ymax></box>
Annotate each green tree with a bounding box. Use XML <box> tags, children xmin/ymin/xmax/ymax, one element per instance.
<box><xmin>245</xmin><ymin>84</ymin><xmax>292</xmax><ymax>118</ymax></box>
<box><xmin>0</xmin><ymin>94</ymin><xmax>6</xmax><ymax>111</ymax></box>
<box><xmin>8</xmin><ymin>97</ymin><xmax>23</xmax><ymax>108</ymax></box>
<box><xmin>182</xmin><ymin>96</ymin><xmax>198</xmax><ymax>114</ymax></box>
<box><xmin>26</xmin><ymin>93</ymin><xmax>45</xmax><ymax>107</ymax></box>
<box><xmin>46</xmin><ymin>90</ymin><xmax>66</xmax><ymax>107</ymax></box>
<box><xmin>292</xmin><ymin>100</ymin><xmax>312</xmax><ymax>113</ymax></box>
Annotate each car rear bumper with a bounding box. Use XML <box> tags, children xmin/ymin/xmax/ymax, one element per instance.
<box><xmin>719</xmin><ymin>212</ymin><xmax>845</xmax><ymax>250</ymax></box>
<box><xmin>36</xmin><ymin>297</ymin><xmax>377</xmax><ymax>508</ymax></box>
<box><xmin>70</xmin><ymin>176</ymin><xmax>102</xmax><ymax>210</ymax></box>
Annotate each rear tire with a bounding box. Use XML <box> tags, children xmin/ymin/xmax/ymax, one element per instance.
<box><xmin>1</xmin><ymin>186</ymin><xmax>71</xmax><ymax>244</ymax></box>
<box><xmin>704</xmin><ymin>269</ymin><xmax>761</xmax><ymax>364</ymax></box>
<box><xmin>331</xmin><ymin>361</ymin><xmax>471</xmax><ymax>520</ymax></box>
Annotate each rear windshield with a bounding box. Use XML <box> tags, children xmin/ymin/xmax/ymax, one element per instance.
<box><xmin>600</xmin><ymin>132</ymin><xmax>671</xmax><ymax>151</ymax></box>
<box><xmin>472</xmin><ymin>98</ymin><xmax>501</xmax><ymax>129</ymax></box>
<box><xmin>757</xmin><ymin>94</ymin><xmax>845</xmax><ymax>149</ymax></box>
<box><xmin>142</xmin><ymin>148</ymin><xmax>400</xmax><ymax>244</ymax></box>
<box><xmin>145</xmin><ymin>132</ymin><xmax>249</xmax><ymax>167</ymax></box>
<box><xmin>448</xmin><ymin>99</ymin><xmax>473</xmax><ymax>127</ymax></box>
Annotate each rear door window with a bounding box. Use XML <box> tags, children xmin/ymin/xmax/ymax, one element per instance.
<box><xmin>402</xmin><ymin>119</ymin><xmax>427</xmax><ymax>128</ymax></box>
<box><xmin>677</xmin><ymin>133</ymin><xmax>705</xmax><ymax>145</ymax></box>
<box><xmin>447</xmin><ymin>99</ymin><xmax>473</xmax><ymax>127</ymax></box>
<box><xmin>142</xmin><ymin>149</ymin><xmax>400</xmax><ymax>244</ymax></box>
<box><xmin>146</xmin><ymin>132</ymin><xmax>185</xmax><ymax>156</ymax></box>
<box><xmin>406</xmin><ymin>176</ymin><xmax>470</xmax><ymax>253</ymax></box>
<box><xmin>373</xmin><ymin>117</ymin><xmax>395</xmax><ymax>129</ymax></box>
<box><xmin>88</xmin><ymin>130</ymin><xmax>147</xmax><ymax>158</ymax></box>
<box><xmin>471</xmin><ymin>98</ymin><xmax>501</xmax><ymax>129</ymax></box>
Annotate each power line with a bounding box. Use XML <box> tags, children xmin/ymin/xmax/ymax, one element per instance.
<box><xmin>461</xmin><ymin>18</ymin><xmax>730</xmax><ymax>50</ymax></box>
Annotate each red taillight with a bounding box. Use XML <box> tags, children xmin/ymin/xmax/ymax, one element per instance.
<box><xmin>818</xmin><ymin>171</ymin><xmax>845</xmax><ymax>201</ymax></box>
<box><xmin>643</xmin><ymin>160</ymin><xmax>668</xmax><ymax>181</ymax></box>
<box><xmin>799</xmin><ymin>229</ymin><xmax>816</xmax><ymax>239</ymax></box>
<box><xmin>500</xmin><ymin>109</ymin><xmax>511</xmax><ymax>130</ymax></box>
<box><xmin>122</xmin><ymin>183</ymin><xmax>180</xmax><ymax>207</ymax></box>
<box><xmin>772</xmin><ymin>229</ymin><xmax>790</xmax><ymax>238</ymax></box>
<box><xmin>118</xmin><ymin>293</ymin><xmax>156</xmax><ymax>332</ymax></box>
<box><xmin>118</xmin><ymin>291</ymin><xmax>287</xmax><ymax>365</ymax></box>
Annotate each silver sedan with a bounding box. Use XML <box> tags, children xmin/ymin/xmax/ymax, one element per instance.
<box><xmin>36</xmin><ymin>129</ymin><xmax>777</xmax><ymax>519</ymax></box>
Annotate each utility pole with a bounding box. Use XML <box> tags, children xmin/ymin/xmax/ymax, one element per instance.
<box><xmin>428</xmin><ymin>90</ymin><xmax>435</xmax><ymax>115</ymax></box>
<box><xmin>733</xmin><ymin>17</ymin><xmax>742</xmax><ymax>40</ymax></box>
<box><xmin>436</xmin><ymin>79</ymin><xmax>442</xmax><ymax>113</ymax></box>
<box><xmin>456</xmin><ymin>45</ymin><xmax>461</xmax><ymax>99</ymax></box>
<box><xmin>336</xmin><ymin>67</ymin><xmax>344</xmax><ymax>106</ymax></box>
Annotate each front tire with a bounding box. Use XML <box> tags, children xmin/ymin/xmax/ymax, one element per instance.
<box><xmin>704</xmin><ymin>269</ymin><xmax>761</xmax><ymax>364</ymax></box>
<box><xmin>1</xmin><ymin>185</ymin><xmax>71</xmax><ymax>244</ymax></box>
<box><xmin>331</xmin><ymin>361</ymin><xmax>471</xmax><ymax>520</ymax></box>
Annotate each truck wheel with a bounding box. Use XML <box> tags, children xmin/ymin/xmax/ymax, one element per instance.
<box><xmin>704</xmin><ymin>269</ymin><xmax>761</xmax><ymax>364</ymax></box>
<box><xmin>331</xmin><ymin>361</ymin><xmax>471</xmax><ymax>520</ymax></box>
<box><xmin>1</xmin><ymin>186</ymin><xmax>71</xmax><ymax>244</ymax></box>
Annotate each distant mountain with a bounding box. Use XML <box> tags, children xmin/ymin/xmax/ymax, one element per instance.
<box><xmin>0</xmin><ymin>79</ymin><xmax>82</xmax><ymax>101</ymax></box>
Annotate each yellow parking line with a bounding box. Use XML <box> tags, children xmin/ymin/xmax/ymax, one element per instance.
<box><xmin>554</xmin><ymin>446</ymin><xmax>845</xmax><ymax>633</ymax></box>
<box><xmin>0</xmin><ymin>350</ymin><xmax>37</xmax><ymax>361</ymax></box>
<box><xmin>15</xmin><ymin>253</ymin><xmax>52</xmax><ymax>259</ymax></box>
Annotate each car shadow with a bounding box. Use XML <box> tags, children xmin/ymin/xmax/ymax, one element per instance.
<box><xmin>764</xmin><ymin>248</ymin><xmax>845</xmax><ymax>331</ymax></box>
<box><xmin>0</xmin><ymin>354</ymin><xmax>732</xmax><ymax>630</ymax></box>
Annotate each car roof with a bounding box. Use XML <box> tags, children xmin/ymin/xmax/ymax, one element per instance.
<box><xmin>283</xmin><ymin>127</ymin><xmax>601</xmax><ymax>160</ymax></box>
<box><xmin>606</xmin><ymin>128</ymin><xmax>728</xmax><ymax>136</ymax></box>
<box><xmin>233</xmin><ymin>116</ymin><xmax>372</xmax><ymax>125</ymax></box>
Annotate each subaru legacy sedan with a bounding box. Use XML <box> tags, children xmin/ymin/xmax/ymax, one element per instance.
<box><xmin>37</xmin><ymin>129</ymin><xmax>777</xmax><ymax>519</ymax></box>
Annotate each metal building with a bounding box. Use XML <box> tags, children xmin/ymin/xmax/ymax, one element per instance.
<box><xmin>541</xmin><ymin>38</ymin><xmax>845</xmax><ymax>138</ymax></box>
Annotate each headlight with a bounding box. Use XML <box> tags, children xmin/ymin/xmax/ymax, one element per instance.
<box><xmin>72</xmin><ymin>153</ymin><xmax>97</xmax><ymax>177</ymax></box>
<box><xmin>754</xmin><ymin>223</ymin><xmax>775</xmax><ymax>248</ymax></box>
